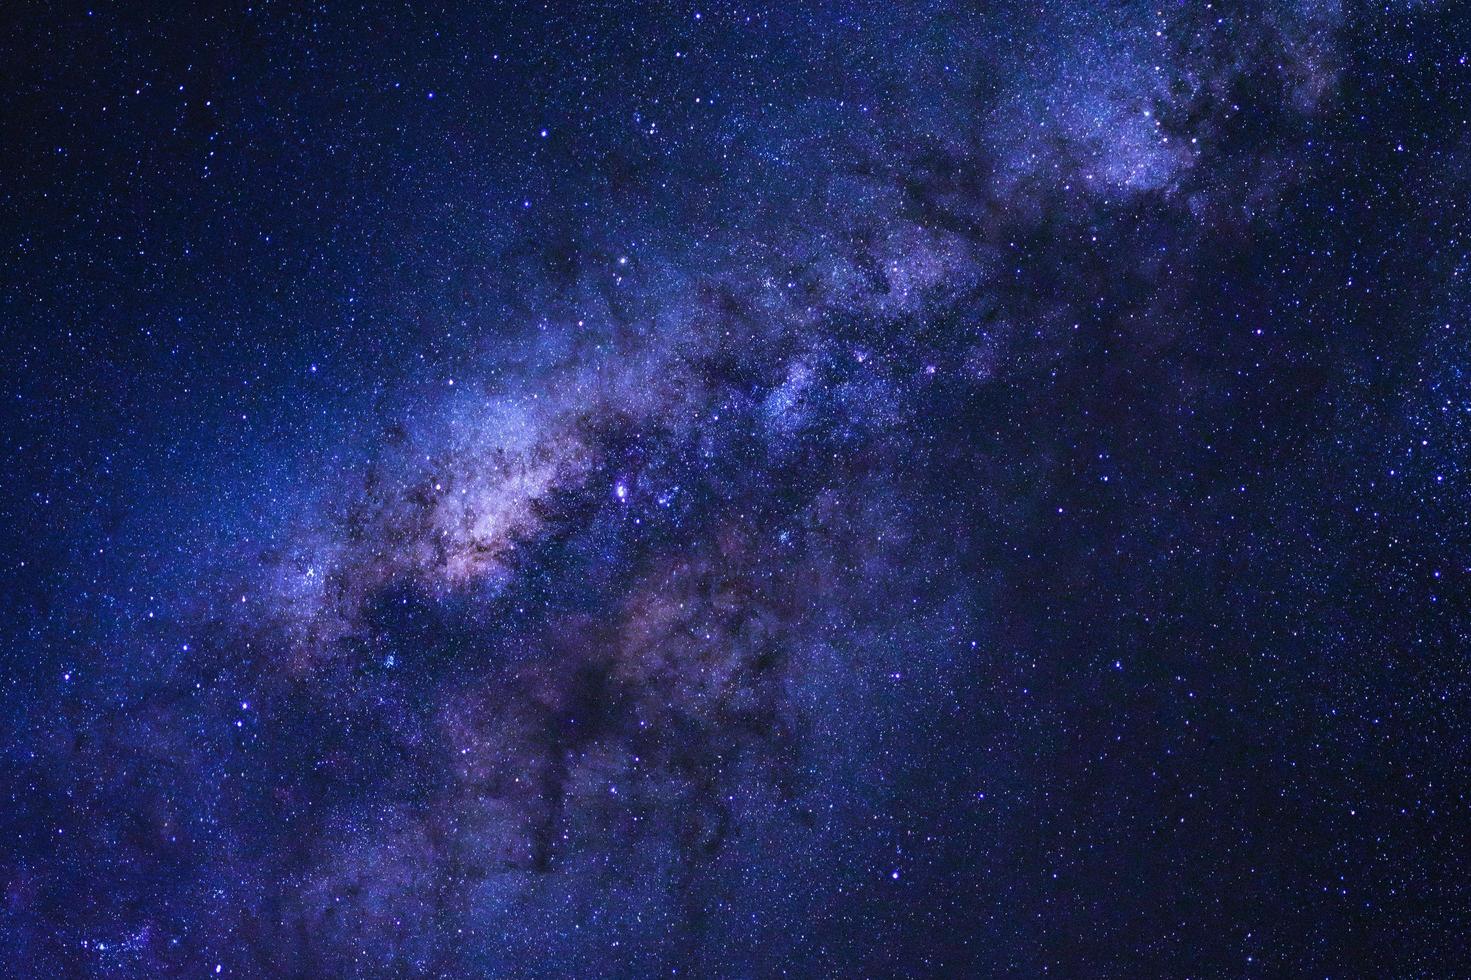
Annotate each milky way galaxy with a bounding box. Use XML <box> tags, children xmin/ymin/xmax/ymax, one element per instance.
<box><xmin>4</xmin><ymin>1</ymin><xmax>1471</xmax><ymax>976</ymax></box>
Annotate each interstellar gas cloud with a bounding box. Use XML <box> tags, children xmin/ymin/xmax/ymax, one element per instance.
<box><xmin>3</xmin><ymin>1</ymin><xmax>1470</xmax><ymax>976</ymax></box>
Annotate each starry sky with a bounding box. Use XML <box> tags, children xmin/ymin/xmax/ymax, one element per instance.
<box><xmin>3</xmin><ymin>0</ymin><xmax>1471</xmax><ymax>976</ymax></box>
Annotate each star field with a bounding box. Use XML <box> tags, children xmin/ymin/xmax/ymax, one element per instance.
<box><xmin>3</xmin><ymin>1</ymin><xmax>1471</xmax><ymax>976</ymax></box>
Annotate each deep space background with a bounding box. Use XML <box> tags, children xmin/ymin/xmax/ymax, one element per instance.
<box><xmin>4</xmin><ymin>0</ymin><xmax>1471</xmax><ymax>976</ymax></box>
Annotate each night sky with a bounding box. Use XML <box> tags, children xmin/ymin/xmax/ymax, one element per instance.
<box><xmin>3</xmin><ymin>1</ymin><xmax>1471</xmax><ymax>976</ymax></box>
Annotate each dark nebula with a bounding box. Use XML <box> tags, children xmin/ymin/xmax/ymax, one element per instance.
<box><xmin>3</xmin><ymin>0</ymin><xmax>1470</xmax><ymax>975</ymax></box>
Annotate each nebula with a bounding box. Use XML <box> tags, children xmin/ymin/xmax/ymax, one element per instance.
<box><xmin>3</xmin><ymin>0</ymin><xmax>1470</xmax><ymax>976</ymax></box>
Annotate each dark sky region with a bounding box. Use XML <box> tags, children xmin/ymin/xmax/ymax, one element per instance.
<box><xmin>3</xmin><ymin>1</ymin><xmax>1471</xmax><ymax>976</ymax></box>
